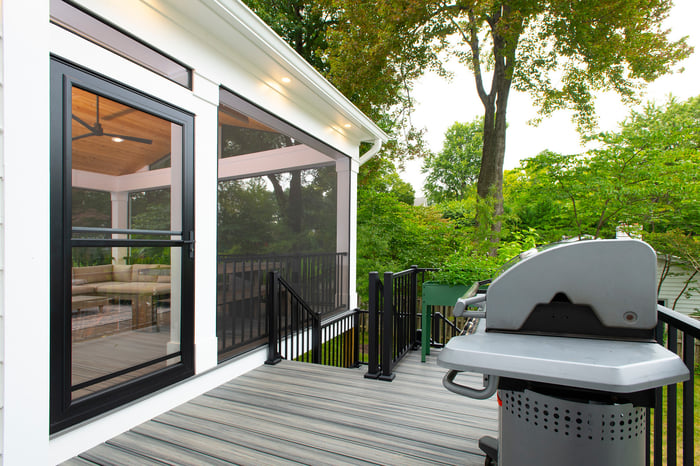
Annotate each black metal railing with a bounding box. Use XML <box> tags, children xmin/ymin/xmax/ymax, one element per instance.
<box><xmin>365</xmin><ymin>266</ymin><xmax>421</xmax><ymax>381</ymax></box>
<box><xmin>266</xmin><ymin>271</ymin><xmax>360</xmax><ymax>368</ymax></box>
<box><xmin>428</xmin><ymin>308</ymin><xmax>465</xmax><ymax>347</ymax></box>
<box><xmin>649</xmin><ymin>305</ymin><xmax>699</xmax><ymax>466</ymax></box>
<box><xmin>217</xmin><ymin>252</ymin><xmax>347</xmax><ymax>360</ymax></box>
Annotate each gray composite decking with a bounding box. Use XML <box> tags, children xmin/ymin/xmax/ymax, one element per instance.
<box><xmin>64</xmin><ymin>350</ymin><xmax>498</xmax><ymax>465</ymax></box>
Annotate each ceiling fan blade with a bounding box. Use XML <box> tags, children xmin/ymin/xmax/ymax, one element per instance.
<box><xmin>103</xmin><ymin>132</ymin><xmax>153</xmax><ymax>144</ymax></box>
<box><xmin>72</xmin><ymin>132</ymin><xmax>96</xmax><ymax>141</ymax></box>
<box><xmin>72</xmin><ymin>114</ymin><xmax>98</xmax><ymax>133</ymax></box>
<box><xmin>102</xmin><ymin>108</ymin><xmax>137</xmax><ymax>121</ymax></box>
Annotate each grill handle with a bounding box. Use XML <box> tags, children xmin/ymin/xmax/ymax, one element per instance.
<box><xmin>443</xmin><ymin>370</ymin><xmax>499</xmax><ymax>399</ymax></box>
<box><xmin>453</xmin><ymin>295</ymin><xmax>486</xmax><ymax>317</ymax></box>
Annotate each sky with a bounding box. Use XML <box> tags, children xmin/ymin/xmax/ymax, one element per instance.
<box><xmin>403</xmin><ymin>0</ymin><xmax>700</xmax><ymax>197</ymax></box>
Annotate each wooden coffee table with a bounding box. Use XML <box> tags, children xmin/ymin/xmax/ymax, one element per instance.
<box><xmin>71</xmin><ymin>295</ymin><xmax>110</xmax><ymax>312</ymax></box>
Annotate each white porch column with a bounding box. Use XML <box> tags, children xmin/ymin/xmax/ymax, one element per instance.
<box><xmin>2</xmin><ymin>0</ymin><xmax>51</xmax><ymax>463</ymax></box>
<box><xmin>110</xmin><ymin>191</ymin><xmax>128</xmax><ymax>264</ymax></box>
<box><xmin>336</xmin><ymin>157</ymin><xmax>353</xmax><ymax>308</ymax></box>
<box><xmin>168</xmin><ymin>123</ymin><xmax>182</xmax><ymax>355</ymax></box>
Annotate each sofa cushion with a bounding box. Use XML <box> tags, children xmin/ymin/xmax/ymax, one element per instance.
<box><xmin>131</xmin><ymin>264</ymin><xmax>170</xmax><ymax>282</ymax></box>
<box><xmin>130</xmin><ymin>264</ymin><xmax>157</xmax><ymax>282</ymax></box>
<box><xmin>72</xmin><ymin>264</ymin><xmax>113</xmax><ymax>283</ymax></box>
<box><xmin>94</xmin><ymin>281</ymin><xmax>170</xmax><ymax>296</ymax></box>
<box><xmin>112</xmin><ymin>264</ymin><xmax>133</xmax><ymax>282</ymax></box>
<box><xmin>72</xmin><ymin>283</ymin><xmax>98</xmax><ymax>295</ymax></box>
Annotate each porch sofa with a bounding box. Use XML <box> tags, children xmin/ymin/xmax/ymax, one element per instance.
<box><xmin>72</xmin><ymin>264</ymin><xmax>171</xmax><ymax>329</ymax></box>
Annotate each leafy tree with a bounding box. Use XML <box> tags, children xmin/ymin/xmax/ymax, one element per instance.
<box><xmin>356</xmin><ymin>188</ymin><xmax>465</xmax><ymax>300</ymax></box>
<box><xmin>358</xmin><ymin>156</ymin><xmax>416</xmax><ymax>204</ymax></box>
<box><xmin>243</xmin><ymin>0</ymin><xmax>335</xmax><ymax>73</ymax></box>
<box><xmin>423</xmin><ymin>119</ymin><xmax>483</xmax><ymax>204</ymax></box>
<box><xmin>319</xmin><ymin>0</ymin><xmax>692</xmax><ymax>242</ymax></box>
<box><xmin>243</xmin><ymin>0</ymin><xmax>427</xmax><ymax>168</ymax></box>
<box><xmin>648</xmin><ymin>229</ymin><xmax>700</xmax><ymax>310</ymax></box>
<box><xmin>507</xmin><ymin>96</ymin><xmax>700</xmax><ymax>241</ymax></box>
<box><xmin>218</xmin><ymin>167</ymin><xmax>339</xmax><ymax>255</ymax></box>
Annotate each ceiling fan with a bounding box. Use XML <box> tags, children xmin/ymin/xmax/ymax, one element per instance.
<box><xmin>72</xmin><ymin>95</ymin><xmax>153</xmax><ymax>144</ymax></box>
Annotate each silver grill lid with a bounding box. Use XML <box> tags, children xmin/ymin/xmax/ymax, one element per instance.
<box><xmin>485</xmin><ymin>239</ymin><xmax>657</xmax><ymax>334</ymax></box>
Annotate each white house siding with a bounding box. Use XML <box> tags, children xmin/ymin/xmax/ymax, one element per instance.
<box><xmin>0</xmin><ymin>3</ymin><xmax>5</xmax><ymax>464</ymax></box>
<box><xmin>2</xmin><ymin>1</ymin><xmax>51</xmax><ymax>464</ymax></box>
<box><xmin>657</xmin><ymin>258</ymin><xmax>700</xmax><ymax>316</ymax></box>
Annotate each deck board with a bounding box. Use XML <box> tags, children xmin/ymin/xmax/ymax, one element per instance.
<box><xmin>66</xmin><ymin>350</ymin><xmax>498</xmax><ymax>465</ymax></box>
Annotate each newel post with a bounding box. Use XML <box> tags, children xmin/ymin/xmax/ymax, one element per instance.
<box><xmin>265</xmin><ymin>271</ymin><xmax>282</xmax><ymax>365</ymax></box>
<box><xmin>410</xmin><ymin>265</ymin><xmax>419</xmax><ymax>349</ymax></box>
<box><xmin>312</xmin><ymin>314</ymin><xmax>321</xmax><ymax>364</ymax></box>
<box><xmin>379</xmin><ymin>271</ymin><xmax>396</xmax><ymax>381</ymax></box>
<box><xmin>364</xmin><ymin>272</ymin><xmax>380</xmax><ymax>379</ymax></box>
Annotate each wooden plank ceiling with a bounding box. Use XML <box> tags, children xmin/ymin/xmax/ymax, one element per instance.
<box><xmin>71</xmin><ymin>87</ymin><xmax>172</xmax><ymax>176</ymax></box>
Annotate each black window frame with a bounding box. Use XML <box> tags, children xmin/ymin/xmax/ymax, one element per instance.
<box><xmin>50</xmin><ymin>57</ymin><xmax>195</xmax><ymax>433</ymax></box>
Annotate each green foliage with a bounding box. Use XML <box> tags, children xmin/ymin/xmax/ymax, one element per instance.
<box><xmin>71</xmin><ymin>189</ymin><xmax>112</xmax><ymax>266</ymax></box>
<box><xmin>430</xmin><ymin>231</ymin><xmax>539</xmax><ymax>286</ymax></box>
<box><xmin>647</xmin><ymin>229</ymin><xmax>700</xmax><ymax>274</ymax></box>
<box><xmin>430</xmin><ymin>252</ymin><xmax>499</xmax><ymax>287</ymax></box>
<box><xmin>319</xmin><ymin>0</ymin><xmax>692</xmax><ymax>237</ymax></box>
<box><xmin>358</xmin><ymin>157</ymin><xmax>415</xmax><ymax>205</ymax></box>
<box><xmin>423</xmin><ymin>119</ymin><xmax>483</xmax><ymax>204</ymax></box>
<box><xmin>128</xmin><ymin>188</ymin><xmax>172</xmax><ymax>264</ymax></box>
<box><xmin>356</xmin><ymin>187</ymin><xmax>464</xmax><ymax>301</ymax></box>
<box><xmin>242</xmin><ymin>0</ymin><xmax>335</xmax><ymax>73</ymax></box>
<box><xmin>218</xmin><ymin>167</ymin><xmax>337</xmax><ymax>256</ymax></box>
<box><xmin>506</xmin><ymin>96</ymin><xmax>700</xmax><ymax>241</ymax></box>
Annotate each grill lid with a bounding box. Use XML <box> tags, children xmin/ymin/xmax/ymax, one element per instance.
<box><xmin>459</xmin><ymin>239</ymin><xmax>658</xmax><ymax>340</ymax></box>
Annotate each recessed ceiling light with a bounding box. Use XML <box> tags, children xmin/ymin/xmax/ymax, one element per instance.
<box><xmin>281</xmin><ymin>76</ymin><xmax>291</xmax><ymax>84</ymax></box>
<box><xmin>343</xmin><ymin>123</ymin><xmax>352</xmax><ymax>129</ymax></box>
<box><xmin>112</xmin><ymin>137</ymin><xmax>124</xmax><ymax>143</ymax></box>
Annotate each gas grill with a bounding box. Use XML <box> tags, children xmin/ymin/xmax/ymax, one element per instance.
<box><xmin>437</xmin><ymin>239</ymin><xmax>689</xmax><ymax>466</ymax></box>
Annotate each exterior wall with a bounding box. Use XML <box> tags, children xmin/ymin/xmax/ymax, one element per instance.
<box><xmin>2</xmin><ymin>1</ymin><xmax>52</xmax><ymax>464</ymax></box>
<box><xmin>657</xmin><ymin>258</ymin><xmax>700</xmax><ymax>316</ymax></box>
<box><xmin>0</xmin><ymin>2</ymin><xmax>5</xmax><ymax>463</ymax></box>
<box><xmin>0</xmin><ymin>1</ymin><xmax>382</xmax><ymax>464</ymax></box>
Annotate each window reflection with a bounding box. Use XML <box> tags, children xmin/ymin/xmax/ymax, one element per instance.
<box><xmin>69</xmin><ymin>86</ymin><xmax>182</xmax><ymax>401</ymax></box>
<box><xmin>71</xmin><ymin>246</ymin><xmax>178</xmax><ymax>400</ymax></box>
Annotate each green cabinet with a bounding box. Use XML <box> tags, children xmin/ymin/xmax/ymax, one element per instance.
<box><xmin>421</xmin><ymin>282</ymin><xmax>469</xmax><ymax>362</ymax></box>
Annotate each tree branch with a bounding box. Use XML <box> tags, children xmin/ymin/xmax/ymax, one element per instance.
<box><xmin>673</xmin><ymin>270</ymin><xmax>697</xmax><ymax>310</ymax></box>
<box><xmin>467</xmin><ymin>10</ymin><xmax>489</xmax><ymax>106</ymax></box>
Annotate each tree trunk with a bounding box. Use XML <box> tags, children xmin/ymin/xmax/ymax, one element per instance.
<box><xmin>471</xmin><ymin>6</ymin><xmax>517</xmax><ymax>254</ymax></box>
<box><xmin>268</xmin><ymin>170</ymin><xmax>304</xmax><ymax>236</ymax></box>
<box><xmin>476</xmin><ymin>94</ymin><xmax>508</xmax><ymax>232</ymax></box>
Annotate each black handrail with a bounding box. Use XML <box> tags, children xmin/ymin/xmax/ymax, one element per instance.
<box><xmin>649</xmin><ymin>305</ymin><xmax>698</xmax><ymax>466</ymax></box>
<box><xmin>266</xmin><ymin>270</ymin><xmax>360</xmax><ymax>368</ymax></box>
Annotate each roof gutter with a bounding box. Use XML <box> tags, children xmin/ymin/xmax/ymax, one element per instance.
<box><xmin>358</xmin><ymin>138</ymin><xmax>383</xmax><ymax>165</ymax></box>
